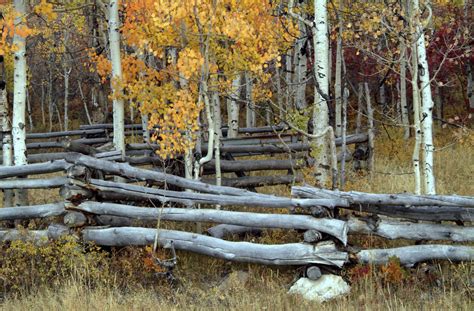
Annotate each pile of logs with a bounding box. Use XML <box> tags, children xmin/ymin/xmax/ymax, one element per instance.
<box><xmin>0</xmin><ymin>152</ymin><xmax>473</xmax><ymax>269</ymax></box>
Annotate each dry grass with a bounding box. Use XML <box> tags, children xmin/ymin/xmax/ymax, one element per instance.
<box><xmin>0</xmin><ymin>128</ymin><xmax>473</xmax><ymax>309</ymax></box>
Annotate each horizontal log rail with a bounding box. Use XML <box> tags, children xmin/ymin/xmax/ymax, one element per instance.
<box><xmin>82</xmin><ymin>227</ymin><xmax>348</xmax><ymax>267</ymax></box>
<box><xmin>0</xmin><ymin>203</ymin><xmax>66</xmax><ymax>220</ymax></box>
<box><xmin>70</xmin><ymin>201</ymin><xmax>348</xmax><ymax>244</ymax></box>
<box><xmin>0</xmin><ymin>160</ymin><xmax>71</xmax><ymax>178</ymax></box>
<box><xmin>0</xmin><ymin>177</ymin><xmax>68</xmax><ymax>189</ymax></box>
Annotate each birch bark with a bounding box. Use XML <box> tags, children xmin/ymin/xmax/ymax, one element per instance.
<box><xmin>227</xmin><ymin>75</ymin><xmax>241</xmax><ymax>138</ymax></box>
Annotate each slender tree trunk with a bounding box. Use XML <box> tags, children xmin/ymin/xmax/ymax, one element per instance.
<box><xmin>285</xmin><ymin>53</ymin><xmax>292</xmax><ymax>109</ymax></box>
<box><xmin>78</xmin><ymin>81</ymin><xmax>93</xmax><ymax>125</ymax></box>
<box><xmin>400</xmin><ymin>41</ymin><xmax>410</xmax><ymax>140</ymax></box>
<box><xmin>63</xmin><ymin>66</ymin><xmax>70</xmax><ymax>131</ymax></box>
<box><xmin>465</xmin><ymin>0</ymin><xmax>474</xmax><ymax>110</ymax></box>
<box><xmin>48</xmin><ymin>61</ymin><xmax>53</xmax><ymax>132</ymax></box>
<box><xmin>275</xmin><ymin>61</ymin><xmax>284</xmax><ymax>120</ymax></box>
<box><xmin>245</xmin><ymin>73</ymin><xmax>256</xmax><ymax>128</ymax></box>
<box><xmin>213</xmin><ymin>91</ymin><xmax>222</xmax><ymax>197</ymax></box>
<box><xmin>467</xmin><ymin>62</ymin><xmax>474</xmax><ymax>110</ymax></box>
<box><xmin>40</xmin><ymin>83</ymin><xmax>46</xmax><ymax>126</ymax></box>
<box><xmin>311</xmin><ymin>0</ymin><xmax>333</xmax><ymax>187</ymax></box>
<box><xmin>411</xmin><ymin>43</ymin><xmax>422</xmax><ymax>195</ymax></box>
<box><xmin>334</xmin><ymin>0</ymin><xmax>344</xmax><ymax>137</ymax></box>
<box><xmin>294</xmin><ymin>19</ymin><xmax>308</xmax><ymax>111</ymax></box>
<box><xmin>26</xmin><ymin>88</ymin><xmax>33</xmax><ymax>131</ymax></box>
<box><xmin>340</xmin><ymin>86</ymin><xmax>348</xmax><ymax>188</ymax></box>
<box><xmin>414</xmin><ymin>0</ymin><xmax>436</xmax><ymax>194</ymax></box>
<box><xmin>108</xmin><ymin>0</ymin><xmax>125</xmax><ymax>157</ymax></box>
<box><xmin>364</xmin><ymin>82</ymin><xmax>375</xmax><ymax>174</ymax></box>
<box><xmin>434</xmin><ymin>84</ymin><xmax>442</xmax><ymax>123</ymax></box>
<box><xmin>0</xmin><ymin>71</ymin><xmax>14</xmax><ymax>207</ymax></box>
<box><xmin>227</xmin><ymin>75</ymin><xmax>241</xmax><ymax>138</ymax></box>
<box><xmin>12</xmin><ymin>0</ymin><xmax>28</xmax><ymax>206</ymax></box>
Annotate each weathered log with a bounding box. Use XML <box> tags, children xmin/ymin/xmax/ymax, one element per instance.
<box><xmin>304</xmin><ymin>230</ymin><xmax>323</xmax><ymax>243</ymax></box>
<box><xmin>75</xmin><ymin>178</ymin><xmax>346</xmax><ymax>210</ymax></box>
<box><xmin>27</xmin><ymin>152</ymin><xmax>71</xmax><ymax>163</ymax></box>
<box><xmin>26</xmin><ymin>128</ymin><xmax>106</xmax><ymax>139</ymax></box>
<box><xmin>203</xmin><ymin>175</ymin><xmax>302</xmax><ymax>188</ymax></box>
<box><xmin>347</xmin><ymin>216</ymin><xmax>474</xmax><ymax>242</ymax></box>
<box><xmin>26</xmin><ymin>137</ymin><xmax>110</xmax><ymax>150</ymax></box>
<box><xmin>94</xmin><ymin>215</ymin><xmax>133</xmax><ymax>227</ymax></box>
<box><xmin>305</xmin><ymin>266</ymin><xmax>322</xmax><ymax>280</ymax></box>
<box><xmin>0</xmin><ymin>160</ymin><xmax>70</xmax><ymax>178</ymax></box>
<box><xmin>0</xmin><ymin>203</ymin><xmax>65</xmax><ymax>220</ymax></box>
<box><xmin>203</xmin><ymin>159</ymin><xmax>311</xmax><ymax>172</ymax></box>
<box><xmin>0</xmin><ymin>177</ymin><xmax>67</xmax><ymax>189</ymax></box>
<box><xmin>63</xmin><ymin>154</ymin><xmax>347</xmax><ymax>207</ymax></box>
<box><xmin>62</xmin><ymin>140</ymin><xmax>99</xmax><ymax>156</ymax></box>
<box><xmin>59</xmin><ymin>184</ymin><xmax>94</xmax><ymax>202</ymax></box>
<box><xmin>292</xmin><ymin>186</ymin><xmax>474</xmax><ymax>207</ymax></box>
<box><xmin>73</xmin><ymin>201</ymin><xmax>349</xmax><ymax>244</ymax></box>
<box><xmin>207</xmin><ymin>225</ymin><xmax>262</xmax><ymax>239</ymax></box>
<box><xmin>64</xmin><ymin>211</ymin><xmax>88</xmax><ymax>228</ymax></box>
<box><xmin>82</xmin><ymin>227</ymin><xmax>348</xmax><ymax>267</ymax></box>
<box><xmin>0</xmin><ymin>224</ymin><xmax>70</xmax><ymax>243</ymax></box>
<box><xmin>356</xmin><ymin>245</ymin><xmax>474</xmax><ymax>266</ymax></box>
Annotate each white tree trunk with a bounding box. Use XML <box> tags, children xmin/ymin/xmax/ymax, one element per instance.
<box><xmin>275</xmin><ymin>61</ymin><xmax>284</xmax><ymax>120</ymax></box>
<box><xmin>434</xmin><ymin>84</ymin><xmax>442</xmax><ymax>123</ymax></box>
<box><xmin>414</xmin><ymin>0</ymin><xmax>436</xmax><ymax>194</ymax></box>
<box><xmin>108</xmin><ymin>0</ymin><xmax>125</xmax><ymax>157</ymax></box>
<box><xmin>63</xmin><ymin>66</ymin><xmax>70</xmax><ymax>131</ymax></box>
<box><xmin>12</xmin><ymin>0</ymin><xmax>28</xmax><ymax>206</ymax></box>
<box><xmin>78</xmin><ymin>81</ymin><xmax>93</xmax><ymax>125</ymax></box>
<box><xmin>411</xmin><ymin>43</ymin><xmax>422</xmax><ymax>195</ymax></box>
<box><xmin>245</xmin><ymin>73</ymin><xmax>256</xmax><ymax>128</ymax></box>
<box><xmin>212</xmin><ymin>91</ymin><xmax>222</xmax><ymax>190</ymax></box>
<box><xmin>312</xmin><ymin>0</ymin><xmax>332</xmax><ymax>187</ymax></box>
<box><xmin>227</xmin><ymin>75</ymin><xmax>241</xmax><ymax>138</ymax></box>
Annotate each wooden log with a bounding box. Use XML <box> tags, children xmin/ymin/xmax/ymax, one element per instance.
<box><xmin>82</xmin><ymin>227</ymin><xmax>348</xmax><ymax>267</ymax></box>
<box><xmin>306</xmin><ymin>266</ymin><xmax>322</xmax><ymax>280</ymax></box>
<box><xmin>0</xmin><ymin>224</ymin><xmax>70</xmax><ymax>243</ymax></box>
<box><xmin>348</xmin><ymin>216</ymin><xmax>474</xmax><ymax>242</ymax></box>
<box><xmin>59</xmin><ymin>184</ymin><xmax>94</xmax><ymax>202</ymax></box>
<box><xmin>203</xmin><ymin>159</ymin><xmax>311</xmax><ymax>172</ymax></box>
<box><xmin>27</xmin><ymin>152</ymin><xmax>71</xmax><ymax>163</ymax></box>
<box><xmin>27</xmin><ymin>137</ymin><xmax>110</xmax><ymax>150</ymax></box>
<box><xmin>304</xmin><ymin>230</ymin><xmax>323</xmax><ymax>243</ymax></box>
<box><xmin>94</xmin><ymin>215</ymin><xmax>133</xmax><ymax>227</ymax></box>
<box><xmin>0</xmin><ymin>203</ymin><xmax>65</xmax><ymax>220</ymax></box>
<box><xmin>75</xmin><ymin>179</ymin><xmax>346</xmax><ymax>210</ymax></box>
<box><xmin>63</xmin><ymin>153</ymin><xmax>343</xmax><ymax>204</ymax></box>
<box><xmin>292</xmin><ymin>186</ymin><xmax>474</xmax><ymax>207</ymax></box>
<box><xmin>26</xmin><ymin>128</ymin><xmax>106</xmax><ymax>139</ymax></box>
<box><xmin>0</xmin><ymin>177</ymin><xmax>67</xmax><ymax>189</ymax></box>
<box><xmin>73</xmin><ymin>201</ymin><xmax>349</xmax><ymax>244</ymax></box>
<box><xmin>207</xmin><ymin>225</ymin><xmax>262</xmax><ymax>239</ymax></box>
<box><xmin>356</xmin><ymin>245</ymin><xmax>474</xmax><ymax>267</ymax></box>
<box><xmin>203</xmin><ymin>175</ymin><xmax>302</xmax><ymax>188</ymax></box>
<box><xmin>350</xmin><ymin>204</ymin><xmax>472</xmax><ymax>222</ymax></box>
<box><xmin>64</xmin><ymin>211</ymin><xmax>88</xmax><ymax>227</ymax></box>
<box><xmin>0</xmin><ymin>160</ymin><xmax>70</xmax><ymax>178</ymax></box>
<box><xmin>62</xmin><ymin>140</ymin><xmax>99</xmax><ymax>156</ymax></box>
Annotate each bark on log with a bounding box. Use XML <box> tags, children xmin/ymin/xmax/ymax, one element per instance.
<box><xmin>207</xmin><ymin>224</ymin><xmax>262</xmax><ymax>239</ymax></box>
<box><xmin>64</xmin><ymin>211</ymin><xmax>88</xmax><ymax>227</ymax></box>
<box><xmin>306</xmin><ymin>266</ymin><xmax>322</xmax><ymax>280</ymax></box>
<box><xmin>0</xmin><ymin>160</ymin><xmax>70</xmax><ymax>178</ymax></box>
<box><xmin>356</xmin><ymin>245</ymin><xmax>474</xmax><ymax>266</ymax></box>
<box><xmin>75</xmin><ymin>178</ymin><xmax>346</xmax><ymax>209</ymax></box>
<box><xmin>0</xmin><ymin>177</ymin><xmax>67</xmax><ymax>189</ymax></box>
<box><xmin>203</xmin><ymin>175</ymin><xmax>302</xmax><ymax>188</ymax></box>
<box><xmin>82</xmin><ymin>227</ymin><xmax>348</xmax><ymax>267</ymax></box>
<box><xmin>0</xmin><ymin>224</ymin><xmax>70</xmax><ymax>243</ymax></box>
<box><xmin>27</xmin><ymin>138</ymin><xmax>110</xmax><ymax>150</ymax></box>
<box><xmin>304</xmin><ymin>230</ymin><xmax>323</xmax><ymax>243</ymax></box>
<box><xmin>348</xmin><ymin>217</ymin><xmax>474</xmax><ymax>242</ymax></box>
<box><xmin>73</xmin><ymin>201</ymin><xmax>349</xmax><ymax>244</ymax></box>
<box><xmin>0</xmin><ymin>203</ymin><xmax>65</xmax><ymax>220</ymax></box>
<box><xmin>62</xmin><ymin>140</ymin><xmax>99</xmax><ymax>156</ymax></box>
<box><xmin>292</xmin><ymin>186</ymin><xmax>474</xmax><ymax>207</ymax></box>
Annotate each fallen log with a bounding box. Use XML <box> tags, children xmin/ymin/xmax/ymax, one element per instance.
<box><xmin>348</xmin><ymin>217</ymin><xmax>474</xmax><ymax>242</ymax></box>
<box><xmin>82</xmin><ymin>227</ymin><xmax>348</xmax><ymax>267</ymax></box>
<box><xmin>356</xmin><ymin>245</ymin><xmax>474</xmax><ymax>266</ymax></box>
<box><xmin>27</xmin><ymin>137</ymin><xmax>110</xmax><ymax>150</ymax></box>
<box><xmin>0</xmin><ymin>203</ymin><xmax>65</xmax><ymax>220</ymax></box>
<box><xmin>75</xmin><ymin>178</ymin><xmax>346</xmax><ymax>209</ymax></box>
<box><xmin>203</xmin><ymin>175</ymin><xmax>302</xmax><ymax>188</ymax></box>
<box><xmin>0</xmin><ymin>160</ymin><xmax>70</xmax><ymax>178</ymax></box>
<box><xmin>71</xmin><ymin>201</ymin><xmax>349</xmax><ymax>244</ymax></box>
<box><xmin>292</xmin><ymin>186</ymin><xmax>474</xmax><ymax>207</ymax></box>
<box><xmin>0</xmin><ymin>177</ymin><xmax>67</xmax><ymax>189</ymax></box>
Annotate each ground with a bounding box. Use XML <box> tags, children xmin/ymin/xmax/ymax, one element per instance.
<box><xmin>0</xmin><ymin>127</ymin><xmax>472</xmax><ymax>310</ymax></box>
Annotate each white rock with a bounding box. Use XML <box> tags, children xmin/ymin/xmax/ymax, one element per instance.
<box><xmin>288</xmin><ymin>275</ymin><xmax>351</xmax><ymax>302</ymax></box>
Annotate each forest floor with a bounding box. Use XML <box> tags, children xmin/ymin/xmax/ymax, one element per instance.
<box><xmin>0</xmin><ymin>127</ymin><xmax>473</xmax><ymax>310</ymax></box>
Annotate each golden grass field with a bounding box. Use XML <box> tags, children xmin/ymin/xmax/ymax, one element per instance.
<box><xmin>0</xmin><ymin>127</ymin><xmax>472</xmax><ymax>310</ymax></box>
